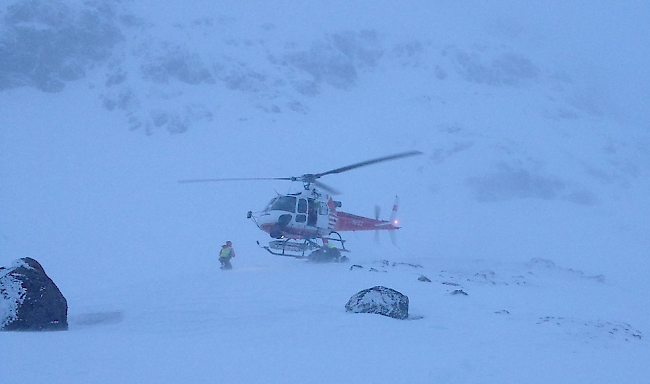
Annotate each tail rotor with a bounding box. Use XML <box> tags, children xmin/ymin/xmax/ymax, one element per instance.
<box><xmin>388</xmin><ymin>196</ymin><xmax>399</xmax><ymax>246</ymax></box>
<box><xmin>374</xmin><ymin>205</ymin><xmax>381</xmax><ymax>243</ymax></box>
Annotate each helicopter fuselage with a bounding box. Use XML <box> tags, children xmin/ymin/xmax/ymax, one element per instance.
<box><xmin>249</xmin><ymin>188</ymin><xmax>399</xmax><ymax>244</ymax></box>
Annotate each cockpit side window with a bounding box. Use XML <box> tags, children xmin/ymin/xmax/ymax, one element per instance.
<box><xmin>297</xmin><ymin>198</ymin><xmax>308</xmax><ymax>213</ymax></box>
<box><xmin>269</xmin><ymin>196</ymin><xmax>297</xmax><ymax>213</ymax></box>
<box><xmin>319</xmin><ymin>202</ymin><xmax>328</xmax><ymax>215</ymax></box>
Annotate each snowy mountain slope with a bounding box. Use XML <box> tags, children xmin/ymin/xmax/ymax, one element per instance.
<box><xmin>3</xmin><ymin>0</ymin><xmax>648</xmax><ymax>133</ymax></box>
<box><xmin>2</xmin><ymin>1</ymin><xmax>650</xmax><ymax>383</ymax></box>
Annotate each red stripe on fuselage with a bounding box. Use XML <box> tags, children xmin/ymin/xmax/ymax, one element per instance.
<box><xmin>333</xmin><ymin>211</ymin><xmax>399</xmax><ymax>232</ymax></box>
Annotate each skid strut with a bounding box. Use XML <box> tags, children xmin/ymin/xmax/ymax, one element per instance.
<box><xmin>257</xmin><ymin>232</ymin><xmax>348</xmax><ymax>258</ymax></box>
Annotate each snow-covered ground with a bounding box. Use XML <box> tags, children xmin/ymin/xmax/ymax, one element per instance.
<box><xmin>1</xmin><ymin>1</ymin><xmax>649</xmax><ymax>383</ymax></box>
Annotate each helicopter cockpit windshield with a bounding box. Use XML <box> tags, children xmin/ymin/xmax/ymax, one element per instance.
<box><xmin>264</xmin><ymin>196</ymin><xmax>297</xmax><ymax>213</ymax></box>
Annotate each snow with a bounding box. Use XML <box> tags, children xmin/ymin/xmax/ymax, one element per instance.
<box><xmin>1</xmin><ymin>0</ymin><xmax>649</xmax><ymax>383</ymax></box>
<box><xmin>0</xmin><ymin>259</ymin><xmax>29</xmax><ymax>327</ymax></box>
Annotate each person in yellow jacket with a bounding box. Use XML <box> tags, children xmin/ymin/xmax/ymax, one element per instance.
<box><xmin>219</xmin><ymin>241</ymin><xmax>235</xmax><ymax>270</ymax></box>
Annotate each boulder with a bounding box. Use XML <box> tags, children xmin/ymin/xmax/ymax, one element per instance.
<box><xmin>1</xmin><ymin>257</ymin><xmax>68</xmax><ymax>331</ymax></box>
<box><xmin>345</xmin><ymin>286</ymin><xmax>409</xmax><ymax>320</ymax></box>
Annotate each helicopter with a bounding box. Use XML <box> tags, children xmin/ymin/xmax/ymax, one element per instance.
<box><xmin>179</xmin><ymin>150</ymin><xmax>422</xmax><ymax>259</ymax></box>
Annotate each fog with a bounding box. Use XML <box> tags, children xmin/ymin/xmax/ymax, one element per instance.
<box><xmin>1</xmin><ymin>1</ymin><xmax>649</xmax><ymax>383</ymax></box>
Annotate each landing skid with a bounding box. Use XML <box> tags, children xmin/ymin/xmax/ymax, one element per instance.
<box><xmin>257</xmin><ymin>239</ymin><xmax>319</xmax><ymax>258</ymax></box>
<box><xmin>257</xmin><ymin>232</ymin><xmax>348</xmax><ymax>258</ymax></box>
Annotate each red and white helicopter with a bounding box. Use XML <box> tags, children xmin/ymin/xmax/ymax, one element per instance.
<box><xmin>179</xmin><ymin>150</ymin><xmax>422</xmax><ymax>259</ymax></box>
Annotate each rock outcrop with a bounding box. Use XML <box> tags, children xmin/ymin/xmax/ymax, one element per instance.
<box><xmin>345</xmin><ymin>286</ymin><xmax>409</xmax><ymax>320</ymax></box>
<box><xmin>1</xmin><ymin>257</ymin><xmax>68</xmax><ymax>331</ymax></box>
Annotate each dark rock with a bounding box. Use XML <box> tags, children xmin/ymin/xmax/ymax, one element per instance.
<box><xmin>0</xmin><ymin>1</ymin><xmax>124</xmax><ymax>93</ymax></box>
<box><xmin>345</xmin><ymin>286</ymin><xmax>409</xmax><ymax>320</ymax></box>
<box><xmin>1</xmin><ymin>257</ymin><xmax>68</xmax><ymax>331</ymax></box>
<box><xmin>590</xmin><ymin>274</ymin><xmax>606</xmax><ymax>283</ymax></box>
<box><xmin>392</xmin><ymin>262</ymin><xmax>423</xmax><ymax>268</ymax></box>
<box><xmin>418</xmin><ymin>275</ymin><xmax>432</xmax><ymax>282</ymax></box>
<box><xmin>475</xmin><ymin>270</ymin><xmax>496</xmax><ymax>280</ymax></box>
<box><xmin>450</xmin><ymin>289</ymin><xmax>468</xmax><ymax>296</ymax></box>
<box><xmin>349</xmin><ymin>264</ymin><xmax>363</xmax><ymax>270</ymax></box>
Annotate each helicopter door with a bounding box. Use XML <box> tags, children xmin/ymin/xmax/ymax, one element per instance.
<box><xmin>296</xmin><ymin>198</ymin><xmax>308</xmax><ymax>223</ymax></box>
<box><xmin>307</xmin><ymin>198</ymin><xmax>318</xmax><ymax>226</ymax></box>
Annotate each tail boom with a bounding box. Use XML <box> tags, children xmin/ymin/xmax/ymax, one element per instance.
<box><xmin>333</xmin><ymin>211</ymin><xmax>400</xmax><ymax>232</ymax></box>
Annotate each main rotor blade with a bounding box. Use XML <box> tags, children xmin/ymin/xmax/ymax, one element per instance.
<box><xmin>178</xmin><ymin>177</ymin><xmax>293</xmax><ymax>183</ymax></box>
<box><xmin>313</xmin><ymin>150</ymin><xmax>423</xmax><ymax>179</ymax></box>
<box><xmin>312</xmin><ymin>180</ymin><xmax>341</xmax><ymax>195</ymax></box>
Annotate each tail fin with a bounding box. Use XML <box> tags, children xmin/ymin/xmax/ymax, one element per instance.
<box><xmin>389</xmin><ymin>196</ymin><xmax>399</xmax><ymax>224</ymax></box>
